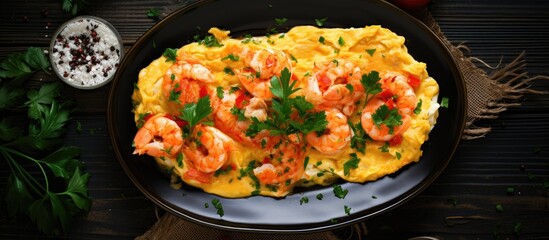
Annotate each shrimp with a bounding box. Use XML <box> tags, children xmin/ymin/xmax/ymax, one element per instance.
<box><xmin>212</xmin><ymin>88</ymin><xmax>276</xmax><ymax>148</ymax></box>
<box><xmin>305</xmin><ymin>109</ymin><xmax>352</xmax><ymax>155</ymax></box>
<box><xmin>361</xmin><ymin>96</ymin><xmax>411</xmax><ymax>142</ymax></box>
<box><xmin>236</xmin><ymin>48</ymin><xmax>292</xmax><ymax>100</ymax></box>
<box><xmin>305</xmin><ymin>59</ymin><xmax>365</xmax><ymax>116</ymax></box>
<box><xmin>181</xmin><ymin>124</ymin><xmax>232</xmax><ymax>173</ymax></box>
<box><xmin>380</xmin><ymin>72</ymin><xmax>418</xmax><ymax>115</ymax></box>
<box><xmin>162</xmin><ymin>58</ymin><xmax>214</xmax><ymax>107</ymax></box>
<box><xmin>253</xmin><ymin>141</ymin><xmax>306</xmax><ymax>196</ymax></box>
<box><xmin>133</xmin><ymin>114</ymin><xmax>183</xmax><ymax>158</ymax></box>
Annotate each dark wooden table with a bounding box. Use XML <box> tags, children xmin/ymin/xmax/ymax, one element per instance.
<box><xmin>2</xmin><ymin>0</ymin><xmax>548</xmax><ymax>239</ymax></box>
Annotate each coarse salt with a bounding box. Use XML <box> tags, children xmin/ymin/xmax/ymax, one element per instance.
<box><xmin>51</xmin><ymin>16</ymin><xmax>122</xmax><ymax>88</ymax></box>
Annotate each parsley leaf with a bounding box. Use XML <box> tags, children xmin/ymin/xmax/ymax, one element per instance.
<box><xmin>348</xmin><ymin>121</ymin><xmax>368</xmax><ymax>154</ymax></box>
<box><xmin>179</xmin><ymin>96</ymin><xmax>213</xmax><ymax>128</ymax></box>
<box><xmin>344</xmin><ymin>205</ymin><xmax>352</xmax><ymax>215</ymax></box>
<box><xmin>221</xmin><ymin>54</ymin><xmax>239</xmax><ymax>62</ymax></box>
<box><xmin>147</xmin><ymin>8</ymin><xmax>160</xmax><ymax>18</ymax></box>
<box><xmin>315</xmin><ymin>17</ymin><xmax>328</xmax><ymax>27</ymax></box>
<box><xmin>366</xmin><ymin>49</ymin><xmax>376</xmax><ymax>57</ymax></box>
<box><xmin>414</xmin><ymin>99</ymin><xmax>423</xmax><ymax>115</ymax></box>
<box><xmin>163</xmin><ymin>48</ymin><xmax>178</xmax><ymax>62</ymax></box>
<box><xmin>338</xmin><ymin>36</ymin><xmax>345</xmax><ymax>46</ymax></box>
<box><xmin>275</xmin><ymin>17</ymin><xmax>288</xmax><ymax>25</ymax></box>
<box><xmin>211</xmin><ymin>198</ymin><xmax>224</xmax><ymax>217</ymax></box>
<box><xmin>198</xmin><ymin>35</ymin><xmax>223</xmax><ymax>48</ymax></box>
<box><xmin>441</xmin><ymin>97</ymin><xmax>449</xmax><ymax>108</ymax></box>
<box><xmin>319</xmin><ymin>36</ymin><xmax>325</xmax><ymax>44</ymax></box>
<box><xmin>361</xmin><ymin>71</ymin><xmax>382</xmax><ymax>97</ymax></box>
<box><xmin>333</xmin><ymin>184</ymin><xmax>348</xmax><ymax>199</ymax></box>
<box><xmin>299</xmin><ymin>196</ymin><xmax>309</xmax><ymax>205</ymax></box>
<box><xmin>0</xmin><ymin>47</ymin><xmax>50</xmax><ymax>83</ymax></box>
<box><xmin>372</xmin><ymin>105</ymin><xmax>403</xmax><ymax>134</ymax></box>
<box><xmin>343</xmin><ymin>153</ymin><xmax>360</xmax><ymax>176</ymax></box>
<box><xmin>379</xmin><ymin>142</ymin><xmax>389</xmax><ymax>153</ymax></box>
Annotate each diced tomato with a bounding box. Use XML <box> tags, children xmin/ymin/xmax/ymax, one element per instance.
<box><xmin>184</xmin><ymin>168</ymin><xmax>211</xmax><ymax>183</ymax></box>
<box><xmin>143</xmin><ymin>113</ymin><xmax>153</xmax><ymax>122</ymax></box>
<box><xmin>389</xmin><ymin>135</ymin><xmax>403</xmax><ymax>146</ymax></box>
<box><xmin>386</xmin><ymin>98</ymin><xmax>395</xmax><ymax>110</ymax></box>
<box><xmin>199</xmin><ymin>85</ymin><xmax>209</xmax><ymax>98</ymax></box>
<box><xmin>317</xmin><ymin>74</ymin><xmax>332</xmax><ymax>92</ymax></box>
<box><xmin>379</xmin><ymin>89</ymin><xmax>393</xmax><ymax>101</ymax></box>
<box><xmin>235</xmin><ymin>92</ymin><xmax>249</xmax><ymax>108</ymax></box>
<box><xmin>263</xmin><ymin>157</ymin><xmax>271</xmax><ymax>164</ymax></box>
<box><xmin>164</xmin><ymin>114</ymin><xmax>188</xmax><ymax>128</ymax></box>
<box><xmin>291</xmin><ymin>73</ymin><xmax>298</xmax><ymax>81</ymax></box>
<box><xmin>407</xmin><ymin>74</ymin><xmax>421</xmax><ymax>89</ymax></box>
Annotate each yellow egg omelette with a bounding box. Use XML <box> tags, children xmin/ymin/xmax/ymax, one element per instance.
<box><xmin>131</xmin><ymin>25</ymin><xmax>440</xmax><ymax>198</ymax></box>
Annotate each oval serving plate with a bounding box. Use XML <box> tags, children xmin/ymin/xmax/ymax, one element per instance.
<box><xmin>107</xmin><ymin>0</ymin><xmax>466</xmax><ymax>233</ymax></box>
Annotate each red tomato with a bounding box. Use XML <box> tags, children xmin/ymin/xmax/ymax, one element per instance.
<box><xmin>379</xmin><ymin>89</ymin><xmax>393</xmax><ymax>101</ymax></box>
<box><xmin>389</xmin><ymin>135</ymin><xmax>403</xmax><ymax>146</ymax></box>
<box><xmin>407</xmin><ymin>74</ymin><xmax>421</xmax><ymax>89</ymax></box>
<box><xmin>199</xmin><ymin>85</ymin><xmax>209</xmax><ymax>98</ymax></box>
<box><xmin>235</xmin><ymin>91</ymin><xmax>249</xmax><ymax>109</ymax></box>
<box><xmin>389</xmin><ymin>0</ymin><xmax>430</xmax><ymax>11</ymax></box>
<box><xmin>386</xmin><ymin>98</ymin><xmax>396</xmax><ymax>110</ymax></box>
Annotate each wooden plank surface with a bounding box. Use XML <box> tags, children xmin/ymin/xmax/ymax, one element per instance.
<box><xmin>1</xmin><ymin>0</ymin><xmax>548</xmax><ymax>239</ymax></box>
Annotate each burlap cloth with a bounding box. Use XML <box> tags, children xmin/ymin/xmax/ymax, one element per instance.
<box><xmin>136</xmin><ymin>9</ymin><xmax>548</xmax><ymax>240</ymax></box>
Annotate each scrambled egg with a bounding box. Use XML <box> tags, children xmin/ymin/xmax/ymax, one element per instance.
<box><xmin>132</xmin><ymin>26</ymin><xmax>439</xmax><ymax>198</ymax></box>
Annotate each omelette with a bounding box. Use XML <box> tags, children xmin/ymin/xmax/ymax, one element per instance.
<box><xmin>131</xmin><ymin>25</ymin><xmax>440</xmax><ymax>198</ymax></box>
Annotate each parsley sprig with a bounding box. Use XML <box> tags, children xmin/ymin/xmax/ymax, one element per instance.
<box><xmin>179</xmin><ymin>95</ymin><xmax>213</xmax><ymax>128</ymax></box>
<box><xmin>0</xmin><ymin>81</ymin><xmax>90</xmax><ymax>235</ymax></box>
<box><xmin>61</xmin><ymin>0</ymin><xmax>88</xmax><ymax>16</ymax></box>
<box><xmin>245</xmin><ymin>68</ymin><xmax>327</xmax><ymax>138</ymax></box>
<box><xmin>372</xmin><ymin>105</ymin><xmax>403</xmax><ymax>134</ymax></box>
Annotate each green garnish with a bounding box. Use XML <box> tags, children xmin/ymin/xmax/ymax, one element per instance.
<box><xmin>396</xmin><ymin>151</ymin><xmax>401</xmax><ymax>160</ymax></box>
<box><xmin>179</xmin><ymin>96</ymin><xmax>212</xmax><ymax>128</ymax></box>
<box><xmin>441</xmin><ymin>97</ymin><xmax>449</xmax><ymax>108</ymax></box>
<box><xmin>495</xmin><ymin>204</ymin><xmax>503</xmax><ymax>212</ymax></box>
<box><xmin>348</xmin><ymin>121</ymin><xmax>368</xmax><ymax>154</ymax></box>
<box><xmin>316</xmin><ymin>193</ymin><xmax>323</xmax><ymax>200</ymax></box>
<box><xmin>315</xmin><ymin>17</ymin><xmax>328</xmax><ymax>27</ymax></box>
<box><xmin>216</xmin><ymin>87</ymin><xmax>224</xmax><ymax>99</ymax></box>
<box><xmin>162</xmin><ymin>48</ymin><xmax>178</xmax><ymax>62</ymax></box>
<box><xmin>414</xmin><ymin>99</ymin><xmax>423</xmax><ymax>115</ymax></box>
<box><xmin>344</xmin><ymin>205</ymin><xmax>352</xmax><ymax>215</ymax></box>
<box><xmin>343</xmin><ymin>153</ymin><xmax>360</xmax><ymax>176</ymax></box>
<box><xmin>198</xmin><ymin>35</ymin><xmax>223</xmax><ymax>48</ymax></box>
<box><xmin>223</xmin><ymin>67</ymin><xmax>235</xmax><ymax>75</ymax></box>
<box><xmin>211</xmin><ymin>198</ymin><xmax>224</xmax><ymax>217</ymax></box>
<box><xmin>299</xmin><ymin>196</ymin><xmax>309</xmax><ymax>205</ymax></box>
<box><xmin>275</xmin><ymin>17</ymin><xmax>288</xmax><ymax>25</ymax></box>
<box><xmin>333</xmin><ymin>184</ymin><xmax>348</xmax><ymax>199</ymax></box>
<box><xmin>221</xmin><ymin>54</ymin><xmax>239</xmax><ymax>62</ymax></box>
<box><xmin>372</xmin><ymin>105</ymin><xmax>403</xmax><ymax>134</ymax></box>
<box><xmin>146</xmin><ymin>8</ymin><xmax>160</xmax><ymax>19</ymax></box>
<box><xmin>338</xmin><ymin>36</ymin><xmax>345</xmax><ymax>46</ymax></box>
<box><xmin>214</xmin><ymin>165</ymin><xmax>232</xmax><ymax>177</ymax></box>
<box><xmin>168</xmin><ymin>83</ymin><xmax>181</xmax><ymax>103</ymax></box>
<box><xmin>366</xmin><ymin>48</ymin><xmax>376</xmax><ymax>57</ymax></box>
<box><xmin>303</xmin><ymin>156</ymin><xmax>309</xmax><ymax>170</ymax></box>
<box><xmin>360</xmin><ymin>70</ymin><xmax>382</xmax><ymax>100</ymax></box>
<box><xmin>378</xmin><ymin>142</ymin><xmax>389</xmax><ymax>153</ymax></box>
<box><xmin>136</xmin><ymin>113</ymin><xmax>151</xmax><ymax>129</ymax></box>
<box><xmin>246</xmin><ymin>68</ymin><xmax>327</xmax><ymax>137</ymax></box>
<box><xmin>319</xmin><ymin>36</ymin><xmax>325</xmax><ymax>44</ymax></box>
<box><xmin>176</xmin><ymin>153</ymin><xmax>184</xmax><ymax>167</ymax></box>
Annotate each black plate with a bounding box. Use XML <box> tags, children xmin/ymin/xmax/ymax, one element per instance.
<box><xmin>107</xmin><ymin>0</ymin><xmax>466</xmax><ymax>233</ymax></box>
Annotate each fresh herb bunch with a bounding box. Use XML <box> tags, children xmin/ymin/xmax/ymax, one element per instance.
<box><xmin>246</xmin><ymin>68</ymin><xmax>328</xmax><ymax>138</ymax></box>
<box><xmin>0</xmin><ymin>48</ymin><xmax>91</xmax><ymax>235</ymax></box>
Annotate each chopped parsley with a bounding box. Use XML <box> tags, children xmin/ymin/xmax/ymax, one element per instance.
<box><xmin>221</xmin><ymin>54</ymin><xmax>239</xmax><ymax>61</ymax></box>
<box><xmin>136</xmin><ymin>113</ymin><xmax>151</xmax><ymax>128</ymax></box>
<box><xmin>162</xmin><ymin>48</ymin><xmax>178</xmax><ymax>62</ymax></box>
<box><xmin>214</xmin><ymin>165</ymin><xmax>232</xmax><ymax>177</ymax></box>
<box><xmin>176</xmin><ymin>152</ymin><xmax>184</xmax><ymax>167</ymax></box>
<box><xmin>441</xmin><ymin>97</ymin><xmax>449</xmax><ymax>108</ymax></box>
<box><xmin>223</xmin><ymin>67</ymin><xmax>235</xmax><ymax>75</ymax></box>
<box><xmin>338</xmin><ymin>36</ymin><xmax>345</xmax><ymax>46</ymax></box>
<box><xmin>345</xmin><ymin>84</ymin><xmax>354</xmax><ymax>93</ymax></box>
<box><xmin>495</xmin><ymin>204</ymin><xmax>503</xmax><ymax>212</ymax></box>
<box><xmin>344</xmin><ymin>205</ymin><xmax>351</xmax><ymax>215</ymax></box>
<box><xmin>366</xmin><ymin>48</ymin><xmax>376</xmax><ymax>56</ymax></box>
<box><xmin>395</xmin><ymin>151</ymin><xmax>401</xmax><ymax>160</ymax></box>
<box><xmin>414</xmin><ymin>99</ymin><xmax>423</xmax><ymax>115</ymax></box>
<box><xmin>372</xmin><ymin>105</ymin><xmax>403</xmax><ymax>134</ymax></box>
<box><xmin>379</xmin><ymin>142</ymin><xmax>389</xmax><ymax>153</ymax></box>
<box><xmin>211</xmin><ymin>198</ymin><xmax>224</xmax><ymax>217</ymax></box>
<box><xmin>299</xmin><ymin>196</ymin><xmax>309</xmax><ymax>205</ymax></box>
<box><xmin>168</xmin><ymin>83</ymin><xmax>181</xmax><ymax>103</ymax></box>
<box><xmin>315</xmin><ymin>17</ymin><xmax>328</xmax><ymax>27</ymax></box>
<box><xmin>303</xmin><ymin>156</ymin><xmax>309</xmax><ymax>170</ymax></box>
<box><xmin>349</xmin><ymin>121</ymin><xmax>368</xmax><ymax>154</ymax></box>
<box><xmin>319</xmin><ymin>36</ymin><xmax>325</xmax><ymax>44</ymax></box>
<box><xmin>275</xmin><ymin>17</ymin><xmax>288</xmax><ymax>25</ymax></box>
<box><xmin>316</xmin><ymin>193</ymin><xmax>323</xmax><ymax>200</ymax></box>
<box><xmin>146</xmin><ymin>8</ymin><xmax>160</xmax><ymax>19</ymax></box>
<box><xmin>290</xmin><ymin>54</ymin><xmax>298</xmax><ymax>63</ymax></box>
<box><xmin>216</xmin><ymin>86</ymin><xmax>224</xmax><ymax>99</ymax></box>
<box><xmin>198</xmin><ymin>35</ymin><xmax>223</xmax><ymax>48</ymax></box>
<box><xmin>343</xmin><ymin>153</ymin><xmax>360</xmax><ymax>176</ymax></box>
<box><xmin>333</xmin><ymin>184</ymin><xmax>348</xmax><ymax>199</ymax></box>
